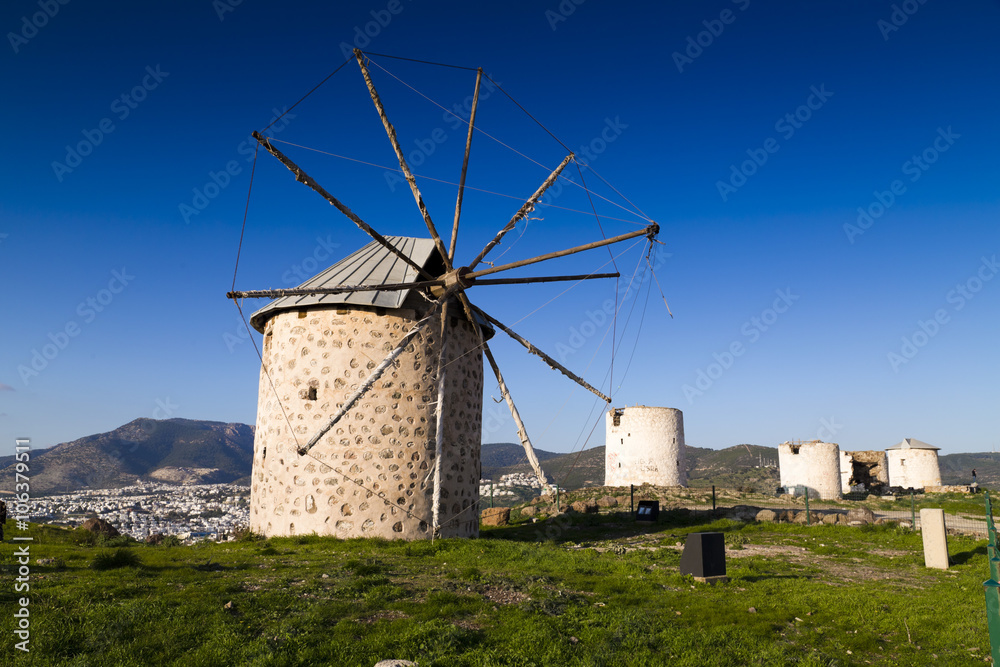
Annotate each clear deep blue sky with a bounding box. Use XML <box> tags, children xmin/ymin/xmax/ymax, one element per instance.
<box><xmin>2</xmin><ymin>1</ymin><xmax>998</xmax><ymax>457</ymax></box>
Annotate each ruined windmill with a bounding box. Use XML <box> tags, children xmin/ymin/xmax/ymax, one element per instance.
<box><xmin>228</xmin><ymin>50</ymin><xmax>659</xmax><ymax>540</ymax></box>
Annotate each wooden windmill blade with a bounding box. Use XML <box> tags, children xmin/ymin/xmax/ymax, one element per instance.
<box><xmin>355</xmin><ymin>50</ymin><xmax>452</xmax><ymax>272</ymax></box>
<box><xmin>229</xmin><ymin>52</ymin><xmax>659</xmax><ymax>539</ymax></box>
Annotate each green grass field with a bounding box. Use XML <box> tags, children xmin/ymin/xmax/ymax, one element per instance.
<box><xmin>0</xmin><ymin>512</ymin><xmax>993</xmax><ymax>666</ymax></box>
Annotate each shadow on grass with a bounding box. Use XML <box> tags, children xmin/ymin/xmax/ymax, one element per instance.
<box><xmin>480</xmin><ymin>509</ymin><xmax>735</xmax><ymax>544</ymax></box>
<box><xmin>951</xmin><ymin>543</ymin><xmax>988</xmax><ymax>566</ymax></box>
<box><xmin>737</xmin><ymin>574</ymin><xmax>812</xmax><ymax>583</ymax></box>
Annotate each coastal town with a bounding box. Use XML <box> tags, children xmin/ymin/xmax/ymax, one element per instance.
<box><xmin>25</xmin><ymin>482</ymin><xmax>250</xmax><ymax>542</ymax></box>
<box><xmin>19</xmin><ymin>473</ymin><xmax>554</xmax><ymax>542</ymax></box>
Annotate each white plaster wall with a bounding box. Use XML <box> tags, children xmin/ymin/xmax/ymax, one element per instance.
<box><xmin>250</xmin><ymin>306</ymin><xmax>483</xmax><ymax>540</ymax></box>
<box><xmin>605</xmin><ymin>406</ymin><xmax>686</xmax><ymax>487</ymax></box>
<box><xmin>778</xmin><ymin>441</ymin><xmax>841</xmax><ymax>500</ymax></box>
<box><xmin>886</xmin><ymin>449</ymin><xmax>941</xmax><ymax>489</ymax></box>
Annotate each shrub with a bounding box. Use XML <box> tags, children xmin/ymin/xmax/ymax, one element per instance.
<box><xmin>100</xmin><ymin>535</ymin><xmax>138</xmax><ymax>547</ymax></box>
<box><xmin>161</xmin><ymin>535</ymin><xmax>182</xmax><ymax>547</ymax></box>
<box><xmin>72</xmin><ymin>528</ymin><xmax>99</xmax><ymax>547</ymax></box>
<box><xmin>232</xmin><ymin>525</ymin><xmax>265</xmax><ymax>542</ymax></box>
<box><xmin>91</xmin><ymin>548</ymin><xmax>142</xmax><ymax>570</ymax></box>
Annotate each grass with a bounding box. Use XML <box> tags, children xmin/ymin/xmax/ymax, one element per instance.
<box><xmin>0</xmin><ymin>513</ymin><xmax>993</xmax><ymax>666</ymax></box>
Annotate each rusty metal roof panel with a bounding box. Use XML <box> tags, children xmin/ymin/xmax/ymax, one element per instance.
<box><xmin>250</xmin><ymin>236</ymin><xmax>437</xmax><ymax>332</ymax></box>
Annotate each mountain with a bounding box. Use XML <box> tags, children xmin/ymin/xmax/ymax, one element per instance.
<box><xmin>480</xmin><ymin>442</ymin><xmax>780</xmax><ymax>490</ymax></box>
<box><xmin>6</xmin><ymin>417</ymin><xmax>990</xmax><ymax>496</ymax></box>
<box><xmin>0</xmin><ymin>418</ymin><xmax>254</xmax><ymax>494</ymax></box>
<box><xmin>938</xmin><ymin>452</ymin><xmax>1000</xmax><ymax>486</ymax></box>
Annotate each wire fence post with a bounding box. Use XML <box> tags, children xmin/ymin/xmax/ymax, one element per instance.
<box><xmin>797</xmin><ymin>486</ymin><xmax>812</xmax><ymax>526</ymax></box>
<box><xmin>490</xmin><ymin>484</ymin><xmax>494</xmax><ymax>509</ymax></box>
<box><xmin>556</xmin><ymin>487</ymin><xmax>560</xmax><ymax>513</ymax></box>
<box><xmin>712</xmin><ymin>485</ymin><xmax>716</xmax><ymax>512</ymax></box>
<box><xmin>910</xmin><ymin>490</ymin><xmax>916</xmax><ymax>530</ymax></box>
<box><xmin>630</xmin><ymin>484</ymin><xmax>634</xmax><ymax>516</ymax></box>
<box><xmin>987</xmin><ymin>491</ymin><xmax>999</xmax><ymax>581</ymax></box>
<box><xmin>984</xmin><ymin>580</ymin><xmax>1000</xmax><ymax>665</ymax></box>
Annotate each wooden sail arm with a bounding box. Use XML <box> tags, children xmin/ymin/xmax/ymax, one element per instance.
<box><xmin>227</xmin><ymin>280</ymin><xmax>444</xmax><ymax>300</ymax></box>
<box><xmin>483</xmin><ymin>342</ymin><xmax>550</xmax><ymax>488</ymax></box>
<box><xmin>355</xmin><ymin>50</ymin><xmax>452</xmax><ymax>271</ymax></box>
<box><xmin>251</xmin><ymin>130</ymin><xmax>433</xmax><ymax>281</ymax></box>
<box><xmin>227</xmin><ymin>273</ymin><xmax>619</xmax><ymax>301</ymax></box>
<box><xmin>467</xmin><ymin>153</ymin><xmax>574</xmax><ymax>271</ymax></box>
<box><xmin>297</xmin><ymin>288</ymin><xmax>454</xmax><ymax>455</ymax></box>
<box><xmin>467</xmin><ymin>224</ymin><xmax>658</xmax><ymax>280</ymax></box>
<box><xmin>448</xmin><ymin>68</ymin><xmax>482</xmax><ymax>262</ymax></box>
<box><xmin>480</xmin><ymin>310</ymin><xmax>611</xmax><ymax>403</ymax></box>
<box><xmin>431</xmin><ymin>300</ymin><xmax>450</xmax><ymax>539</ymax></box>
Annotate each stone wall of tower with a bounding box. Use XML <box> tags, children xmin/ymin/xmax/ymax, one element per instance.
<box><xmin>605</xmin><ymin>406</ymin><xmax>686</xmax><ymax>487</ymax></box>
<box><xmin>249</xmin><ymin>306</ymin><xmax>483</xmax><ymax>540</ymax></box>
<box><xmin>886</xmin><ymin>449</ymin><xmax>941</xmax><ymax>489</ymax></box>
<box><xmin>778</xmin><ymin>441</ymin><xmax>841</xmax><ymax>500</ymax></box>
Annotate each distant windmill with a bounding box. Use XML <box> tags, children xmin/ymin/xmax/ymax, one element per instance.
<box><xmin>228</xmin><ymin>50</ymin><xmax>659</xmax><ymax>540</ymax></box>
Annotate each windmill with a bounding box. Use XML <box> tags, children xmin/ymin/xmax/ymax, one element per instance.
<box><xmin>228</xmin><ymin>50</ymin><xmax>660</xmax><ymax>540</ymax></box>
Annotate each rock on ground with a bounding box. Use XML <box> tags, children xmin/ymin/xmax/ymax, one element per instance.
<box><xmin>756</xmin><ymin>509</ymin><xmax>777</xmax><ymax>522</ymax></box>
<box><xmin>846</xmin><ymin>507</ymin><xmax>876</xmax><ymax>525</ymax></box>
<box><xmin>570</xmin><ymin>501</ymin><xmax>599</xmax><ymax>514</ymax></box>
<box><xmin>481</xmin><ymin>507</ymin><xmax>511</xmax><ymax>526</ymax></box>
<box><xmin>82</xmin><ymin>518</ymin><xmax>120</xmax><ymax>538</ymax></box>
<box><xmin>597</xmin><ymin>496</ymin><xmax>619</xmax><ymax>508</ymax></box>
<box><xmin>520</xmin><ymin>506</ymin><xmax>537</xmax><ymax>517</ymax></box>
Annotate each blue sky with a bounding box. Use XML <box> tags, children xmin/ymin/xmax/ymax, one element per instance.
<box><xmin>2</xmin><ymin>0</ymin><xmax>998</xmax><ymax>458</ymax></box>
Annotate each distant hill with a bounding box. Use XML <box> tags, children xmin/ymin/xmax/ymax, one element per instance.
<box><xmin>939</xmin><ymin>452</ymin><xmax>1000</xmax><ymax>486</ymax></box>
<box><xmin>480</xmin><ymin>442</ymin><xmax>562</xmax><ymax>470</ymax></box>
<box><xmin>0</xmin><ymin>418</ymin><xmax>254</xmax><ymax>495</ymax></box>
<box><xmin>6</xmin><ymin>417</ymin><xmax>991</xmax><ymax>496</ymax></box>
<box><xmin>481</xmin><ymin>442</ymin><xmax>781</xmax><ymax>490</ymax></box>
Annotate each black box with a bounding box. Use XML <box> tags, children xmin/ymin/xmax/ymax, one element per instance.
<box><xmin>679</xmin><ymin>532</ymin><xmax>726</xmax><ymax>579</ymax></box>
<box><xmin>635</xmin><ymin>500</ymin><xmax>659</xmax><ymax>522</ymax></box>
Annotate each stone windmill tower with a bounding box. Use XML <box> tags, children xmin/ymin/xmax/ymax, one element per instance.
<box><xmin>227</xmin><ymin>50</ymin><xmax>661</xmax><ymax>540</ymax></box>
<box><xmin>246</xmin><ymin>238</ymin><xmax>491</xmax><ymax>539</ymax></box>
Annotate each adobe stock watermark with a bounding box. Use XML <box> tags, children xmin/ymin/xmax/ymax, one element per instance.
<box><xmin>716</xmin><ymin>84</ymin><xmax>832</xmax><ymax>202</ymax></box>
<box><xmin>816</xmin><ymin>416</ymin><xmax>843</xmax><ymax>442</ymax></box>
<box><xmin>223</xmin><ymin>235</ymin><xmax>340</xmax><ymax>352</ymax></box>
<box><xmin>887</xmin><ymin>254</ymin><xmax>996</xmax><ymax>372</ymax></box>
<box><xmin>338</xmin><ymin>0</ymin><xmax>412</xmax><ymax>60</ymax></box>
<box><xmin>152</xmin><ymin>396</ymin><xmax>179</xmax><ymax>419</ymax></box>
<box><xmin>384</xmin><ymin>76</ymin><xmax>502</xmax><ymax>192</ymax></box>
<box><xmin>877</xmin><ymin>0</ymin><xmax>929</xmax><ymax>41</ymax></box>
<box><xmin>682</xmin><ymin>288</ymin><xmax>799</xmax><ymax>403</ymax></box>
<box><xmin>51</xmin><ymin>65</ymin><xmax>170</xmax><ymax>182</ymax></box>
<box><xmin>672</xmin><ymin>0</ymin><xmax>751</xmax><ymax>73</ymax></box>
<box><xmin>7</xmin><ymin>0</ymin><xmax>70</xmax><ymax>54</ymax></box>
<box><xmin>213</xmin><ymin>0</ymin><xmax>242</xmax><ymax>21</ymax></box>
<box><xmin>555</xmin><ymin>249</ymin><xmax>670</xmax><ymax>364</ymax></box>
<box><xmin>179</xmin><ymin>107</ymin><xmax>294</xmax><ymax>224</ymax></box>
<box><xmin>843</xmin><ymin>126</ymin><xmax>959</xmax><ymax>244</ymax></box>
<box><xmin>517</xmin><ymin>116</ymin><xmax>630</xmax><ymax>234</ymax></box>
<box><xmin>12</xmin><ymin>437</ymin><xmax>32</xmax><ymax>653</ymax></box>
<box><xmin>544</xmin><ymin>0</ymin><xmax>587</xmax><ymax>31</ymax></box>
<box><xmin>17</xmin><ymin>268</ymin><xmax>135</xmax><ymax>385</ymax></box>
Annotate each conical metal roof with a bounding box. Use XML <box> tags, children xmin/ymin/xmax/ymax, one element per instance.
<box><xmin>250</xmin><ymin>236</ymin><xmax>441</xmax><ymax>332</ymax></box>
<box><xmin>886</xmin><ymin>438</ymin><xmax>939</xmax><ymax>451</ymax></box>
